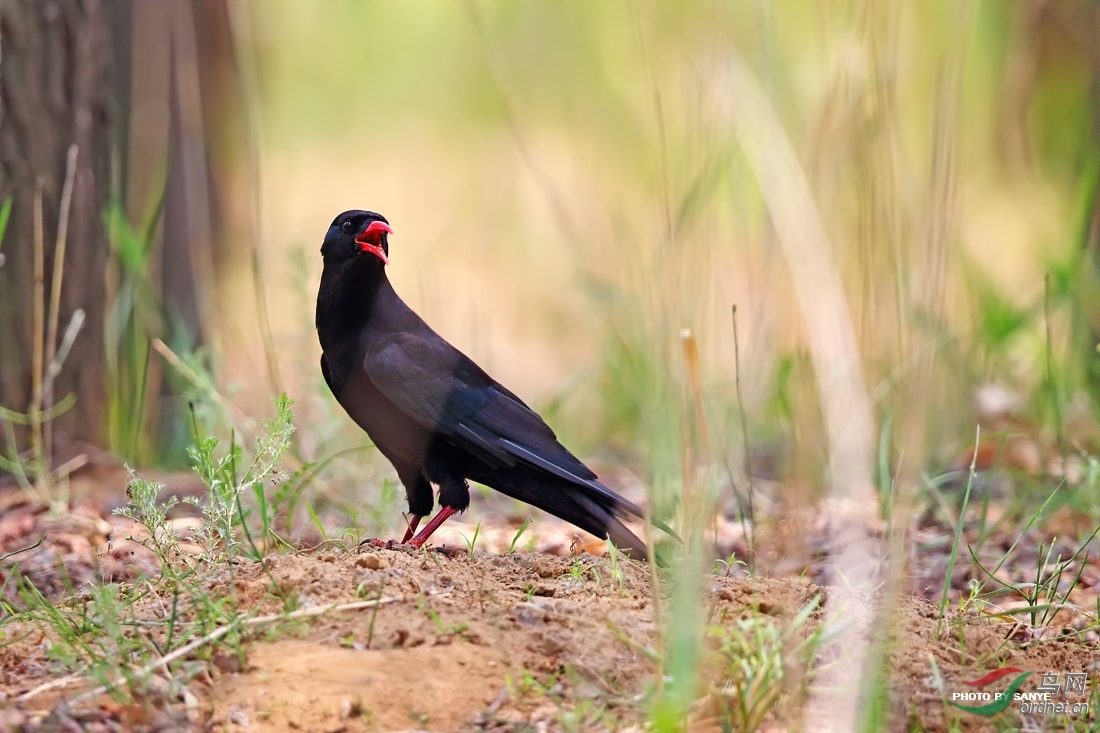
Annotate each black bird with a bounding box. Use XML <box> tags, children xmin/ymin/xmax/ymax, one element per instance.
<box><xmin>315</xmin><ymin>209</ymin><xmax>671</xmax><ymax>558</ymax></box>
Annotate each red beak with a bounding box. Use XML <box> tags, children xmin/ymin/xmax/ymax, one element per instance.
<box><xmin>355</xmin><ymin>221</ymin><xmax>393</xmax><ymax>264</ymax></box>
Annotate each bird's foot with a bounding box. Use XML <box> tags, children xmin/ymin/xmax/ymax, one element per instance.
<box><xmin>356</xmin><ymin>513</ymin><xmax>425</xmax><ymax>550</ymax></box>
<box><xmin>358</xmin><ymin>537</ymin><xmax>399</xmax><ymax>549</ymax></box>
<box><xmin>358</xmin><ymin>507</ymin><xmax>458</xmax><ymax>552</ymax></box>
<box><xmin>357</xmin><ymin>537</ymin><xmax>456</xmax><ymax>558</ymax></box>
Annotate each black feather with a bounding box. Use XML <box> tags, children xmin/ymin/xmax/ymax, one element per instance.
<box><xmin>315</xmin><ymin>209</ymin><xmax>678</xmax><ymax>559</ymax></box>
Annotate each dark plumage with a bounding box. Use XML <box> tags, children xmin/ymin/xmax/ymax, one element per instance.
<box><xmin>315</xmin><ymin>209</ymin><xmax>672</xmax><ymax>558</ymax></box>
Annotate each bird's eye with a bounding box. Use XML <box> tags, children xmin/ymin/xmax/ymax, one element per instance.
<box><xmin>341</xmin><ymin>220</ymin><xmax>354</xmax><ymax>233</ymax></box>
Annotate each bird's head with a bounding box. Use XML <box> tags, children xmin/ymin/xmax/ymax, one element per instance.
<box><xmin>321</xmin><ymin>210</ymin><xmax>393</xmax><ymax>266</ymax></box>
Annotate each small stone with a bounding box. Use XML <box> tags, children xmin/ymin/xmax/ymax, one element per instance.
<box><xmin>497</xmin><ymin>708</ymin><xmax>525</xmax><ymax>724</ymax></box>
<box><xmin>228</xmin><ymin>708</ymin><xmax>250</xmax><ymax>727</ymax></box>
<box><xmin>356</xmin><ymin>554</ymin><xmax>384</xmax><ymax>570</ymax></box>
<box><xmin>183</xmin><ymin>690</ymin><xmax>202</xmax><ymax>724</ymax></box>
<box><xmin>321</xmin><ymin>553</ymin><xmax>338</xmax><ymax>563</ymax></box>
<box><xmin>212</xmin><ymin>651</ymin><xmax>244</xmax><ymax>674</ymax></box>
<box><xmin>532</xmin><ymin>558</ymin><xmax>558</xmax><ymax>578</ymax></box>
<box><xmin>339</xmin><ymin>699</ymin><xmax>361</xmax><ymax>719</ymax></box>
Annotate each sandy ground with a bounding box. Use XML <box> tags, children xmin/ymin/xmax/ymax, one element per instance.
<box><xmin>2</xmin><ymin>535</ymin><xmax>1098</xmax><ymax>732</ymax></box>
<box><xmin>2</xmin><ymin>459</ymin><xmax>1100</xmax><ymax>732</ymax></box>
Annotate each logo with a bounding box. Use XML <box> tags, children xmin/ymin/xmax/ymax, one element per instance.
<box><xmin>950</xmin><ymin>667</ymin><xmax>1090</xmax><ymax>718</ymax></box>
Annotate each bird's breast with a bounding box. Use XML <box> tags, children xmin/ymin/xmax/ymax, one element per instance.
<box><xmin>336</xmin><ymin>367</ymin><xmax>435</xmax><ymax>469</ymax></box>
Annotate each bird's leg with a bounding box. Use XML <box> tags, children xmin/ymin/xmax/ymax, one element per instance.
<box><xmin>407</xmin><ymin>506</ymin><xmax>458</xmax><ymax>548</ymax></box>
<box><xmin>400</xmin><ymin>514</ymin><xmax>422</xmax><ymax>544</ymax></box>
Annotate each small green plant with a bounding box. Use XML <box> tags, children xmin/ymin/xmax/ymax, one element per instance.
<box><xmin>460</xmin><ymin>521</ymin><xmax>482</xmax><ymax>555</ymax></box>
<box><xmin>117</xmin><ymin>395</ymin><xmax>296</xmax><ymax>568</ymax></box>
<box><xmin>508</xmin><ymin>517</ymin><xmax>532</xmax><ymax>553</ymax></box>
<box><xmin>587</xmin><ymin>565</ymin><xmax>602</xmax><ymax>588</ymax></box>
<box><xmin>511</xmin><ymin>666</ymin><xmax>564</xmax><ymax>698</ymax></box>
<box><xmin>705</xmin><ymin>595</ymin><xmax>833</xmax><ymax>732</ymax></box>
<box><xmin>605</xmin><ymin>539</ymin><xmax>626</xmax><ymax>593</ymax></box>
<box><xmin>938</xmin><ymin>425</ymin><xmax>980</xmax><ymax>635</ymax></box>
<box><xmin>7</xmin><ymin>571</ymin><xmax>240</xmax><ymax>706</ymax></box>
<box><xmin>103</xmin><ymin>194</ymin><xmax>167</xmax><ymax>466</ymax></box>
<box><xmin>416</xmin><ymin>594</ymin><xmax>468</xmax><ymax>636</ymax></box>
<box><xmin>969</xmin><ymin>525</ymin><xmax>1099</xmax><ymax>632</ymax></box>
<box><xmin>183</xmin><ymin>394</ymin><xmax>296</xmax><ymax>561</ymax></box>
<box><xmin>113</xmin><ymin>472</ymin><xmax>187</xmax><ymax>576</ymax></box>
<box><xmin>713</xmin><ymin>551</ymin><xmax>747</xmax><ymax>578</ymax></box>
<box><xmin>0</xmin><ymin>393</ymin><xmax>307</xmax><ymax>705</ymax></box>
<box><xmin>567</xmin><ymin>555</ymin><xmax>587</xmax><ymax>583</ymax></box>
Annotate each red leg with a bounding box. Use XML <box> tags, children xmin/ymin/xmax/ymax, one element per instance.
<box><xmin>400</xmin><ymin>514</ymin><xmax>422</xmax><ymax>544</ymax></box>
<box><xmin>407</xmin><ymin>506</ymin><xmax>458</xmax><ymax>548</ymax></box>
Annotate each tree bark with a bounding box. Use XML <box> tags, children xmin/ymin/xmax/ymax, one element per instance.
<box><xmin>0</xmin><ymin>0</ymin><xmax>114</xmax><ymax>459</ymax></box>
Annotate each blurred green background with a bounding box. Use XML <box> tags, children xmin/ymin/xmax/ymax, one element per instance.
<box><xmin>3</xmin><ymin>0</ymin><xmax>1099</xmax><ymax>532</ymax></box>
<box><xmin>241</xmin><ymin>1</ymin><xmax>1100</xmax><ymax>471</ymax></box>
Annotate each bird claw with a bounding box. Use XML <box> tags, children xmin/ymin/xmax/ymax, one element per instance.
<box><xmin>357</xmin><ymin>537</ymin><xmax>455</xmax><ymax>557</ymax></box>
<box><xmin>358</xmin><ymin>537</ymin><xmax>397</xmax><ymax>549</ymax></box>
<box><xmin>359</xmin><ymin>538</ymin><xmax>432</xmax><ymax>553</ymax></box>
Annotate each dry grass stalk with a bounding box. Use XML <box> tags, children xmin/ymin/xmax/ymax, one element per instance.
<box><xmin>42</xmin><ymin>145</ymin><xmax>79</xmax><ymax>466</ymax></box>
<box><xmin>30</xmin><ymin>181</ymin><xmax>46</xmax><ymax>494</ymax></box>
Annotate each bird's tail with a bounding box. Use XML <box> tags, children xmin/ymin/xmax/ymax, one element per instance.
<box><xmin>567</xmin><ymin>491</ymin><xmax>650</xmax><ymax>559</ymax></box>
<box><xmin>479</xmin><ymin>466</ymin><xmax>662</xmax><ymax>562</ymax></box>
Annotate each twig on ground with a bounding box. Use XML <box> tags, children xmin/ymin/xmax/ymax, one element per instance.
<box><xmin>19</xmin><ymin>596</ymin><xmax>403</xmax><ymax>706</ymax></box>
<box><xmin>15</xmin><ymin>674</ymin><xmax>85</xmax><ymax>704</ymax></box>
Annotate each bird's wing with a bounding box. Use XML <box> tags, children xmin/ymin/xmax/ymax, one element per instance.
<box><xmin>362</xmin><ymin>331</ymin><xmax>645</xmax><ymax>517</ymax></box>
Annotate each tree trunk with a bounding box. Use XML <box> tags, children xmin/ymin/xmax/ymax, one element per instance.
<box><xmin>119</xmin><ymin>0</ymin><xmax>249</xmax><ymax>459</ymax></box>
<box><xmin>0</xmin><ymin>0</ymin><xmax>114</xmax><ymax>465</ymax></box>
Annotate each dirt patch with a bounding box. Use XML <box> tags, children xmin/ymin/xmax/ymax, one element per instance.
<box><xmin>221</xmin><ymin>639</ymin><xmax>504</xmax><ymax>732</ymax></box>
<box><xmin>3</xmin><ymin>472</ymin><xmax>1100</xmax><ymax>732</ymax></box>
<box><xmin>3</xmin><ymin>543</ymin><xmax>1097</xmax><ymax>732</ymax></box>
<box><xmin>202</xmin><ymin>550</ymin><xmax>660</xmax><ymax>731</ymax></box>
